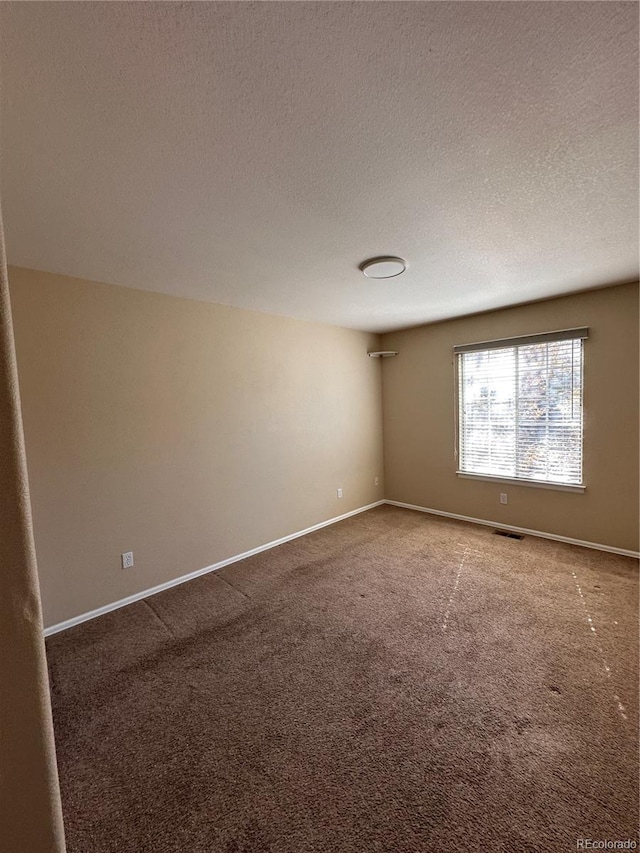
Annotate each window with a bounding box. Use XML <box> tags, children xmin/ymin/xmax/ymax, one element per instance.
<box><xmin>455</xmin><ymin>328</ymin><xmax>588</xmax><ymax>489</ymax></box>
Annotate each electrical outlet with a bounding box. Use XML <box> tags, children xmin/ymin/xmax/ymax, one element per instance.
<box><xmin>500</xmin><ymin>493</ymin><xmax>508</xmax><ymax>505</ymax></box>
<box><xmin>374</xmin><ymin>477</ymin><xmax>380</xmax><ymax>486</ymax></box>
<box><xmin>337</xmin><ymin>488</ymin><xmax>343</xmax><ymax>499</ymax></box>
<box><xmin>121</xmin><ymin>551</ymin><xmax>134</xmax><ymax>569</ymax></box>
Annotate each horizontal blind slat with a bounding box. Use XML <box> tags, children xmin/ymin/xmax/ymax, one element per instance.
<box><xmin>458</xmin><ymin>338</ymin><xmax>583</xmax><ymax>485</ymax></box>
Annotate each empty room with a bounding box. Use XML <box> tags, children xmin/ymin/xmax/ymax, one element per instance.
<box><xmin>1</xmin><ymin>3</ymin><xmax>638</xmax><ymax>852</ymax></box>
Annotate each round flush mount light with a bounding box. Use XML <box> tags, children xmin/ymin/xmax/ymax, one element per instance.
<box><xmin>359</xmin><ymin>256</ymin><xmax>407</xmax><ymax>279</ymax></box>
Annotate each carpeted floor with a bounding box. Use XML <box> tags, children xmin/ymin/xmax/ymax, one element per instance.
<box><xmin>46</xmin><ymin>505</ymin><xmax>639</xmax><ymax>853</ymax></box>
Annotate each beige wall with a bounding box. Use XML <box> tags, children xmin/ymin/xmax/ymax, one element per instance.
<box><xmin>381</xmin><ymin>283</ymin><xmax>639</xmax><ymax>553</ymax></box>
<box><xmin>1</xmin><ymin>239</ymin><xmax>65</xmax><ymax>848</ymax></box>
<box><xmin>9</xmin><ymin>269</ymin><xmax>638</xmax><ymax>635</ymax></box>
<box><xmin>9</xmin><ymin>267</ymin><xmax>384</xmax><ymax>627</ymax></box>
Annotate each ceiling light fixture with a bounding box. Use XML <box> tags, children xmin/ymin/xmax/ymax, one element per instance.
<box><xmin>359</xmin><ymin>256</ymin><xmax>407</xmax><ymax>279</ymax></box>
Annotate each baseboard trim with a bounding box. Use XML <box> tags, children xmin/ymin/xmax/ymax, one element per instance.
<box><xmin>44</xmin><ymin>500</ymin><xmax>385</xmax><ymax>637</ymax></box>
<box><xmin>384</xmin><ymin>500</ymin><xmax>640</xmax><ymax>559</ymax></box>
<box><xmin>43</xmin><ymin>496</ymin><xmax>637</xmax><ymax>636</ymax></box>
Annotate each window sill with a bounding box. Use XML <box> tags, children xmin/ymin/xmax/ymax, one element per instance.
<box><xmin>456</xmin><ymin>472</ymin><xmax>585</xmax><ymax>493</ymax></box>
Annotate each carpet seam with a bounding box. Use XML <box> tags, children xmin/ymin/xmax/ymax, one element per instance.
<box><xmin>215</xmin><ymin>572</ymin><xmax>252</xmax><ymax>601</ymax></box>
<box><xmin>143</xmin><ymin>599</ymin><xmax>177</xmax><ymax>639</ymax></box>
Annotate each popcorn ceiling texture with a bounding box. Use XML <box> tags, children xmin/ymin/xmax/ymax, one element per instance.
<box><xmin>1</xmin><ymin>2</ymin><xmax>637</xmax><ymax>332</ymax></box>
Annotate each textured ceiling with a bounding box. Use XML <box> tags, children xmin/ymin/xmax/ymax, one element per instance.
<box><xmin>1</xmin><ymin>2</ymin><xmax>638</xmax><ymax>332</ymax></box>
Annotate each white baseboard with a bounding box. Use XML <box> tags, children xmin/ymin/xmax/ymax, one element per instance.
<box><xmin>44</xmin><ymin>500</ymin><xmax>385</xmax><ymax>637</ymax></box>
<box><xmin>44</xmin><ymin>496</ymin><xmax>637</xmax><ymax>636</ymax></box>
<box><xmin>384</xmin><ymin>500</ymin><xmax>640</xmax><ymax>559</ymax></box>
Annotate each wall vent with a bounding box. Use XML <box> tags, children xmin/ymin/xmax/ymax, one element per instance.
<box><xmin>494</xmin><ymin>530</ymin><xmax>524</xmax><ymax>540</ymax></box>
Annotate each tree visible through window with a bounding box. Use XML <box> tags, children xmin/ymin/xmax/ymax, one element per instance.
<box><xmin>456</xmin><ymin>331</ymin><xmax>586</xmax><ymax>486</ymax></box>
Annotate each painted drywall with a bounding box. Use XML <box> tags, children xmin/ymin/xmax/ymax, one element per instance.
<box><xmin>0</xmin><ymin>243</ymin><xmax>65</xmax><ymax>848</ymax></box>
<box><xmin>381</xmin><ymin>283</ymin><xmax>639</xmax><ymax>553</ymax></box>
<box><xmin>9</xmin><ymin>267</ymin><xmax>384</xmax><ymax>627</ymax></box>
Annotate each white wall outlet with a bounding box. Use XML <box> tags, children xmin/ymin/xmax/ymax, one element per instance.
<box><xmin>500</xmin><ymin>493</ymin><xmax>508</xmax><ymax>505</ymax></box>
<box><xmin>121</xmin><ymin>551</ymin><xmax>134</xmax><ymax>569</ymax></box>
<box><xmin>337</xmin><ymin>488</ymin><xmax>343</xmax><ymax>499</ymax></box>
<box><xmin>374</xmin><ymin>477</ymin><xmax>380</xmax><ymax>486</ymax></box>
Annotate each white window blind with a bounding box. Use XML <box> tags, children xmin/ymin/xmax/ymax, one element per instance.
<box><xmin>456</xmin><ymin>329</ymin><xmax>587</xmax><ymax>486</ymax></box>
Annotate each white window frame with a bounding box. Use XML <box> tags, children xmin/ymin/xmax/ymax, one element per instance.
<box><xmin>454</xmin><ymin>328</ymin><xmax>588</xmax><ymax>493</ymax></box>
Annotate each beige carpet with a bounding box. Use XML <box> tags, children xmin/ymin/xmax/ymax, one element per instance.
<box><xmin>46</xmin><ymin>505</ymin><xmax>639</xmax><ymax>852</ymax></box>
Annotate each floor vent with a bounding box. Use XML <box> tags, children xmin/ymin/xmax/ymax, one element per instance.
<box><xmin>494</xmin><ymin>529</ymin><xmax>524</xmax><ymax>540</ymax></box>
